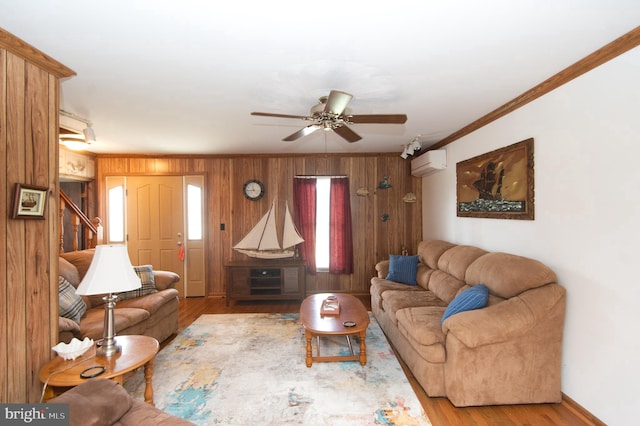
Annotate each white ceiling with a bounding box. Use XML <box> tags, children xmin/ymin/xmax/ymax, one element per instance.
<box><xmin>2</xmin><ymin>1</ymin><xmax>639</xmax><ymax>155</ymax></box>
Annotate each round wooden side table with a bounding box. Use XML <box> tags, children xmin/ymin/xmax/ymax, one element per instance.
<box><xmin>39</xmin><ymin>335</ymin><xmax>159</xmax><ymax>405</ymax></box>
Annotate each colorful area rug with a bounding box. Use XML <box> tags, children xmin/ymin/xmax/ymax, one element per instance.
<box><xmin>124</xmin><ymin>313</ymin><xmax>431</xmax><ymax>425</ymax></box>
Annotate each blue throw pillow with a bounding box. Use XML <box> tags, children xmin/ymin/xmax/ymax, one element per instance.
<box><xmin>386</xmin><ymin>255</ymin><xmax>419</xmax><ymax>285</ymax></box>
<box><xmin>441</xmin><ymin>284</ymin><xmax>489</xmax><ymax>325</ymax></box>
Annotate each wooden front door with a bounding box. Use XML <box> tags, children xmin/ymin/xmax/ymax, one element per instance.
<box><xmin>126</xmin><ymin>176</ymin><xmax>186</xmax><ymax>296</ymax></box>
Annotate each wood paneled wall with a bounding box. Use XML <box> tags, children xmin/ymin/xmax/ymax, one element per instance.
<box><xmin>96</xmin><ymin>154</ymin><xmax>422</xmax><ymax>296</ymax></box>
<box><xmin>0</xmin><ymin>29</ymin><xmax>75</xmax><ymax>403</ymax></box>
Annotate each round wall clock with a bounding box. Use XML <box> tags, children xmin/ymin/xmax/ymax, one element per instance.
<box><xmin>243</xmin><ymin>179</ymin><xmax>265</xmax><ymax>201</ymax></box>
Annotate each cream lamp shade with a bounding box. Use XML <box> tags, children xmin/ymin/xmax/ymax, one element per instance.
<box><xmin>76</xmin><ymin>244</ymin><xmax>141</xmax><ymax>295</ymax></box>
<box><xmin>75</xmin><ymin>244</ymin><xmax>141</xmax><ymax>357</ymax></box>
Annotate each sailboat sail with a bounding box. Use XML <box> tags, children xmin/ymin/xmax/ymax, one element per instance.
<box><xmin>233</xmin><ymin>200</ymin><xmax>304</xmax><ymax>259</ymax></box>
<box><xmin>282</xmin><ymin>203</ymin><xmax>304</xmax><ymax>249</ymax></box>
<box><xmin>233</xmin><ymin>201</ymin><xmax>280</xmax><ymax>251</ymax></box>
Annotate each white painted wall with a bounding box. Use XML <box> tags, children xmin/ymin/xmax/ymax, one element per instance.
<box><xmin>420</xmin><ymin>47</ymin><xmax>640</xmax><ymax>425</ymax></box>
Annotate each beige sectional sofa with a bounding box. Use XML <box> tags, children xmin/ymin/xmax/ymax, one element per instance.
<box><xmin>370</xmin><ymin>239</ymin><xmax>566</xmax><ymax>407</ymax></box>
<box><xmin>58</xmin><ymin>249</ymin><xmax>180</xmax><ymax>345</ymax></box>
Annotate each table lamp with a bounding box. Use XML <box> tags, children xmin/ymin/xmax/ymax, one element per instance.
<box><xmin>76</xmin><ymin>244</ymin><xmax>141</xmax><ymax>357</ymax></box>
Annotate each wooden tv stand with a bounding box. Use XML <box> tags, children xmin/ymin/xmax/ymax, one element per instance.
<box><xmin>225</xmin><ymin>259</ymin><xmax>306</xmax><ymax>306</ymax></box>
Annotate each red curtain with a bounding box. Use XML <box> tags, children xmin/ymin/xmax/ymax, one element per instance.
<box><xmin>329</xmin><ymin>177</ymin><xmax>353</xmax><ymax>274</ymax></box>
<box><xmin>293</xmin><ymin>178</ymin><xmax>317</xmax><ymax>274</ymax></box>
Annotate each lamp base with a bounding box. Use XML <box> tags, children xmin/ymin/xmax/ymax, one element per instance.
<box><xmin>97</xmin><ymin>293</ymin><xmax>121</xmax><ymax>357</ymax></box>
<box><xmin>96</xmin><ymin>338</ymin><xmax>121</xmax><ymax>357</ymax></box>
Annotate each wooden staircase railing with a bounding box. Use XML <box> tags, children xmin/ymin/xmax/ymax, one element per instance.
<box><xmin>59</xmin><ymin>189</ymin><xmax>102</xmax><ymax>253</ymax></box>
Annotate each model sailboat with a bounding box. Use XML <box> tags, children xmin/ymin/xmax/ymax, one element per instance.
<box><xmin>233</xmin><ymin>200</ymin><xmax>304</xmax><ymax>259</ymax></box>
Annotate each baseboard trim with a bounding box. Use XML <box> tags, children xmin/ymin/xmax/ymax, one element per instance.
<box><xmin>562</xmin><ymin>393</ymin><xmax>606</xmax><ymax>426</ymax></box>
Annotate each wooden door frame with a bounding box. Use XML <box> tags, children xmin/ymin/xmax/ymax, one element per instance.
<box><xmin>99</xmin><ymin>173</ymin><xmax>208</xmax><ymax>297</ymax></box>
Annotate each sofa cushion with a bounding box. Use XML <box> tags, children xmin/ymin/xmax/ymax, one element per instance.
<box><xmin>417</xmin><ymin>240</ymin><xmax>457</xmax><ymax>269</ymax></box>
<box><xmin>396</xmin><ymin>306</ymin><xmax>447</xmax><ymax>363</ymax></box>
<box><xmin>415</xmin><ymin>264</ymin><xmax>435</xmax><ymax>290</ymax></box>
<box><xmin>60</xmin><ymin>249</ymin><xmax>96</xmax><ymax>280</ymax></box>
<box><xmin>455</xmin><ymin>284</ymin><xmax>505</xmax><ymax>306</ymax></box>
<box><xmin>397</xmin><ymin>307</ymin><xmax>447</xmax><ymax>346</ymax></box>
<box><xmin>381</xmin><ymin>289</ymin><xmax>448</xmax><ymax>324</ymax></box>
<box><xmin>428</xmin><ymin>270</ymin><xmax>466</xmax><ymax>304</ymax></box>
<box><xmin>59</xmin><ymin>257</ymin><xmax>80</xmax><ymax>287</ymax></box>
<box><xmin>370</xmin><ymin>278</ymin><xmax>425</xmax><ymax>311</ymax></box>
<box><xmin>117</xmin><ymin>265</ymin><xmax>158</xmax><ymax>301</ymax></box>
<box><xmin>117</xmin><ymin>288</ymin><xmax>179</xmax><ymax>315</ymax></box>
<box><xmin>441</xmin><ymin>284</ymin><xmax>489</xmax><ymax>325</ymax></box>
<box><xmin>386</xmin><ymin>255</ymin><xmax>419</xmax><ymax>285</ymax></box>
<box><xmin>59</xmin><ymin>276</ymin><xmax>87</xmax><ymax>324</ymax></box>
<box><xmin>79</xmin><ymin>307</ymin><xmax>150</xmax><ymax>340</ymax></box>
<box><xmin>59</xmin><ymin>316</ymin><xmax>81</xmax><ymax>334</ymax></box>
<box><xmin>437</xmin><ymin>245</ymin><xmax>488</xmax><ymax>281</ymax></box>
<box><xmin>465</xmin><ymin>252</ymin><xmax>557</xmax><ymax>299</ymax></box>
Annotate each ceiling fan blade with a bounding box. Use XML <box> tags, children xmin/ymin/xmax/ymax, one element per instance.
<box><xmin>333</xmin><ymin>125</ymin><xmax>362</xmax><ymax>143</ymax></box>
<box><xmin>348</xmin><ymin>114</ymin><xmax>408</xmax><ymax>124</ymax></box>
<box><xmin>283</xmin><ymin>124</ymin><xmax>322</xmax><ymax>141</ymax></box>
<box><xmin>251</xmin><ymin>112</ymin><xmax>309</xmax><ymax>120</ymax></box>
<box><xmin>324</xmin><ymin>90</ymin><xmax>353</xmax><ymax>115</ymax></box>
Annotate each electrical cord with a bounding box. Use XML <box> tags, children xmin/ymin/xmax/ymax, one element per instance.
<box><xmin>39</xmin><ymin>347</ymin><xmax>97</xmax><ymax>403</ymax></box>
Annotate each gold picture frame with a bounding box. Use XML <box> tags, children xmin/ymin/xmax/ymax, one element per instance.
<box><xmin>12</xmin><ymin>184</ymin><xmax>49</xmax><ymax>219</ymax></box>
<box><xmin>456</xmin><ymin>138</ymin><xmax>534</xmax><ymax>220</ymax></box>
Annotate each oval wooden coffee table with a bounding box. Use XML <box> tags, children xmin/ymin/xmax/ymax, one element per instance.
<box><xmin>39</xmin><ymin>335</ymin><xmax>158</xmax><ymax>405</ymax></box>
<box><xmin>300</xmin><ymin>293</ymin><xmax>370</xmax><ymax>367</ymax></box>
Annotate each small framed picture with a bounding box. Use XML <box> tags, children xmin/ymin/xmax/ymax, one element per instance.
<box><xmin>12</xmin><ymin>184</ymin><xmax>49</xmax><ymax>219</ymax></box>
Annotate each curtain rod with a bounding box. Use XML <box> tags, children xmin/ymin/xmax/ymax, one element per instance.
<box><xmin>294</xmin><ymin>175</ymin><xmax>347</xmax><ymax>179</ymax></box>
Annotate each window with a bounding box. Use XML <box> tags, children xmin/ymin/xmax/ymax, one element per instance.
<box><xmin>108</xmin><ymin>186</ymin><xmax>125</xmax><ymax>242</ymax></box>
<box><xmin>187</xmin><ymin>184</ymin><xmax>203</xmax><ymax>240</ymax></box>
<box><xmin>294</xmin><ymin>176</ymin><xmax>353</xmax><ymax>274</ymax></box>
<box><xmin>315</xmin><ymin>177</ymin><xmax>331</xmax><ymax>270</ymax></box>
<box><xmin>105</xmin><ymin>177</ymin><xmax>125</xmax><ymax>243</ymax></box>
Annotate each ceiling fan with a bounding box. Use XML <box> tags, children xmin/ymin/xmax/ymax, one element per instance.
<box><xmin>251</xmin><ymin>90</ymin><xmax>407</xmax><ymax>143</ymax></box>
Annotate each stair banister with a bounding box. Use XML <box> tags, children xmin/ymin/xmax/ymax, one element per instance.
<box><xmin>59</xmin><ymin>189</ymin><xmax>101</xmax><ymax>252</ymax></box>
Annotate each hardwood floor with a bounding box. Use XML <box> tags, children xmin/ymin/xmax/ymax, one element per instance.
<box><xmin>174</xmin><ymin>297</ymin><xmax>604</xmax><ymax>426</ymax></box>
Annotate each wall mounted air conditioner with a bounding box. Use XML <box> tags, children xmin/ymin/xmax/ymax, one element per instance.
<box><xmin>411</xmin><ymin>149</ymin><xmax>447</xmax><ymax>177</ymax></box>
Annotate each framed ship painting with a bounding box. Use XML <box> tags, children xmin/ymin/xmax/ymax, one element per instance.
<box><xmin>12</xmin><ymin>184</ymin><xmax>49</xmax><ymax>219</ymax></box>
<box><xmin>456</xmin><ymin>138</ymin><xmax>534</xmax><ymax>220</ymax></box>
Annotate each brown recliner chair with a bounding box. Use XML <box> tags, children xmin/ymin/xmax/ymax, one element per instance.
<box><xmin>48</xmin><ymin>379</ymin><xmax>194</xmax><ymax>426</ymax></box>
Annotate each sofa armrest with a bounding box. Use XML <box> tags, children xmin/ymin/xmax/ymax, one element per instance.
<box><xmin>58</xmin><ymin>316</ymin><xmax>80</xmax><ymax>334</ymax></box>
<box><xmin>374</xmin><ymin>260</ymin><xmax>390</xmax><ymax>278</ymax></box>
<box><xmin>58</xmin><ymin>317</ymin><xmax>82</xmax><ymax>343</ymax></box>
<box><xmin>48</xmin><ymin>379</ymin><xmax>132</xmax><ymax>425</ymax></box>
<box><xmin>154</xmin><ymin>270</ymin><xmax>180</xmax><ymax>291</ymax></box>
<box><xmin>443</xmin><ymin>298</ymin><xmax>534</xmax><ymax>348</ymax></box>
<box><xmin>443</xmin><ymin>284</ymin><xmax>565</xmax><ymax>348</ymax></box>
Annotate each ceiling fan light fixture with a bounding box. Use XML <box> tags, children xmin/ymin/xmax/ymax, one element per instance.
<box><xmin>253</xmin><ymin>89</ymin><xmax>407</xmax><ymax>144</ymax></box>
<box><xmin>310</xmin><ymin>96</ymin><xmax>327</xmax><ymax>115</ymax></box>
